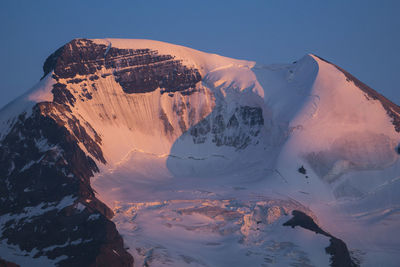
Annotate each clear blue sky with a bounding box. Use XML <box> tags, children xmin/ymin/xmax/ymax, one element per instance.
<box><xmin>1</xmin><ymin>0</ymin><xmax>399</xmax><ymax>108</ymax></box>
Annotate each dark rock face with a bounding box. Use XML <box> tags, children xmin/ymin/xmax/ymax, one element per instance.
<box><xmin>190</xmin><ymin>106</ymin><xmax>264</xmax><ymax>149</ymax></box>
<box><xmin>315</xmin><ymin>55</ymin><xmax>400</xmax><ymax>133</ymax></box>
<box><xmin>0</xmin><ymin>102</ymin><xmax>132</xmax><ymax>266</ymax></box>
<box><xmin>298</xmin><ymin>166</ymin><xmax>306</xmax><ymax>175</ymax></box>
<box><xmin>159</xmin><ymin>108</ymin><xmax>174</xmax><ymax>135</ymax></box>
<box><xmin>52</xmin><ymin>83</ymin><xmax>76</xmax><ymax>107</ymax></box>
<box><xmin>283</xmin><ymin>210</ymin><xmax>358</xmax><ymax>267</ymax></box>
<box><xmin>43</xmin><ymin>39</ymin><xmax>201</xmax><ymax>95</ymax></box>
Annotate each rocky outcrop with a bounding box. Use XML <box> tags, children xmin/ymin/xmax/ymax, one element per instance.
<box><xmin>190</xmin><ymin>105</ymin><xmax>264</xmax><ymax>149</ymax></box>
<box><xmin>0</xmin><ymin>102</ymin><xmax>132</xmax><ymax>266</ymax></box>
<box><xmin>283</xmin><ymin>210</ymin><xmax>358</xmax><ymax>267</ymax></box>
<box><xmin>43</xmin><ymin>39</ymin><xmax>201</xmax><ymax>95</ymax></box>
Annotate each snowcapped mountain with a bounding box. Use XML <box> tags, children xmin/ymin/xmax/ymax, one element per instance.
<box><xmin>0</xmin><ymin>38</ymin><xmax>399</xmax><ymax>267</ymax></box>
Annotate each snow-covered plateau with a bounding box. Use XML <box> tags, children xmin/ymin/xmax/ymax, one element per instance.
<box><xmin>0</xmin><ymin>38</ymin><xmax>399</xmax><ymax>267</ymax></box>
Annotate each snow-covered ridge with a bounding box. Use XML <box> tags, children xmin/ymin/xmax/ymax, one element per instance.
<box><xmin>91</xmin><ymin>38</ymin><xmax>256</xmax><ymax>75</ymax></box>
<box><xmin>273</xmin><ymin>54</ymin><xmax>399</xmax><ymax>184</ymax></box>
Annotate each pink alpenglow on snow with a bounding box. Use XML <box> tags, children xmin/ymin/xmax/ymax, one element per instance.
<box><xmin>0</xmin><ymin>39</ymin><xmax>399</xmax><ymax>267</ymax></box>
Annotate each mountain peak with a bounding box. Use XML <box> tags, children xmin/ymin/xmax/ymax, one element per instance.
<box><xmin>311</xmin><ymin>54</ymin><xmax>400</xmax><ymax>132</ymax></box>
<box><xmin>1</xmin><ymin>39</ymin><xmax>399</xmax><ymax>266</ymax></box>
